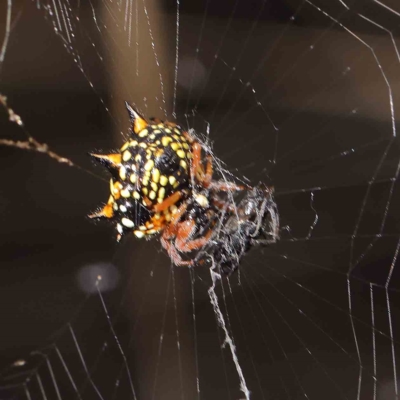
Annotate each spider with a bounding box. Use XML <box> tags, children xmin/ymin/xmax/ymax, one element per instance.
<box><xmin>89</xmin><ymin>102</ymin><xmax>244</xmax><ymax>256</ymax></box>
<box><xmin>161</xmin><ymin>183</ymin><xmax>279</xmax><ymax>274</ymax></box>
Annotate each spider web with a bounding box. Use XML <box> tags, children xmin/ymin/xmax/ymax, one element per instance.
<box><xmin>1</xmin><ymin>0</ymin><xmax>400</xmax><ymax>399</ymax></box>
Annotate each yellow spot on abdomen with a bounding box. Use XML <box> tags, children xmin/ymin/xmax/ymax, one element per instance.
<box><xmin>160</xmin><ymin>175</ymin><xmax>168</xmax><ymax>186</ymax></box>
<box><xmin>162</xmin><ymin>136</ymin><xmax>172</xmax><ymax>147</ymax></box>
<box><xmin>121</xmin><ymin>142</ymin><xmax>130</xmax><ymax>151</ymax></box>
<box><xmin>158</xmin><ymin>187</ymin><xmax>165</xmax><ymax>201</ymax></box>
<box><xmin>121</xmin><ymin>189</ymin><xmax>131</xmax><ymax>198</ymax></box>
<box><xmin>121</xmin><ymin>218</ymin><xmax>134</xmax><ymax>228</ymax></box>
<box><xmin>177</xmin><ymin>150</ymin><xmax>186</xmax><ymax>159</ymax></box>
<box><xmin>119</xmin><ymin>167</ymin><xmax>127</xmax><ymax>180</ymax></box>
<box><xmin>144</xmin><ymin>159</ymin><xmax>154</xmax><ymax>171</ymax></box>
<box><xmin>180</xmin><ymin>160</ymin><xmax>187</xmax><ymax>170</ymax></box>
<box><xmin>152</xmin><ymin>168</ymin><xmax>160</xmax><ymax>183</ymax></box>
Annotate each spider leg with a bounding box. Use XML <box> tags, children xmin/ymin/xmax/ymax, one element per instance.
<box><xmin>161</xmin><ymin>201</ymin><xmax>188</xmax><ymax>241</ymax></box>
<box><xmin>161</xmin><ymin>235</ymin><xmax>193</xmax><ymax>266</ymax></box>
<box><xmin>175</xmin><ymin>220</ymin><xmax>213</xmax><ymax>253</ymax></box>
<box><xmin>190</xmin><ymin>140</ymin><xmax>247</xmax><ymax>191</ymax></box>
<box><xmin>190</xmin><ymin>143</ymin><xmax>214</xmax><ymax>188</ymax></box>
<box><xmin>212</xmin><ymin>197</ymin><xmax>238</xmax><ymax>213</ymax></box>
<box><xmin>191</xmin><ymin>142</ymin><xmax>205</xmax><ymax>184</ymax></box>
<box><xmin>153</xmin><ymin>191</ymin><xmax>182</xmax><ymax>213</ymax></box>
<box><xmin>165</xmin><ymin>121</ymin><xmax>178</xmax><ymax>128</ymax></box>
<box><xmin>209</xmin><ymin>180</ymin><xmax>247</xmax><ymax>192</ymax></box>
<box><xmin>161</xmin><ymin>198</ymin><xmax>213</xmax><ymax>266</ymax></box>
<box><xmin>203</xmin><ymin>154</ymin><xmax>213</xmax><ymax>187</ymax></box>
<box><xmin>190</xmin><ymin>145</ymin><xmax>246</xmax><ymax>192</ymax></box>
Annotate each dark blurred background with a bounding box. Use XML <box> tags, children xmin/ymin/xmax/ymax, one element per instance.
<box><xmin>1</xmin><ymin>0</ymin><xmax>400</xmax><ymax>399</ymax></box>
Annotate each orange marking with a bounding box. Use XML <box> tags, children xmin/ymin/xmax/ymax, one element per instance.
<box><xmin>143</xmin><ymin>196</ymin><xmax>153</xmax><ymax>207</ymax></box>
<box><xmin>90</xmin><ymin>153</ymin><xmax>122</xmax><ymax>167</ymax></box>
<box><xmin>107</xmin><ymin>153</ymin><xmax>122</xmax><ymax>165</ymax></box>
<box><xmin>88</xmin><ymin>203</ymin><xmax>114</xmax><ymax>219</ymax></box>
<box><xmin>133</xmin><ymin>115</ymin><xmax>149</xmax><ymax>134</ymax></box>
<box><xmin>112</xmin><ymin>181</ymin><xmax>123</xmax><ymax>200</ymax></box>
<box><xmin>102</xmin><ymin>204</ymin><xmax>114</xmax><ymax>218</ymax></box>
<box><xmin>149</xmin><ymin>215</ymin><xmax>166</xmax><ymax>230</ymax></box>
<box><xmin>155</xmin><ymin>148</ymin><xmax>164</xmax><ymax>157</ymax></box>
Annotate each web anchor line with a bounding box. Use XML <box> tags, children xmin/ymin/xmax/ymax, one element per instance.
<box><xmin>208</xmin><ymin>262</ymin><xmax>251</xmax><ymax>400</ymax></box>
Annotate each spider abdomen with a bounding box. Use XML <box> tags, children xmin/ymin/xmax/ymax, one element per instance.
<box><xmin>89</xmin><ymin>103</ymin><xmax>194</xmax><ymax>241</ymax></box>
